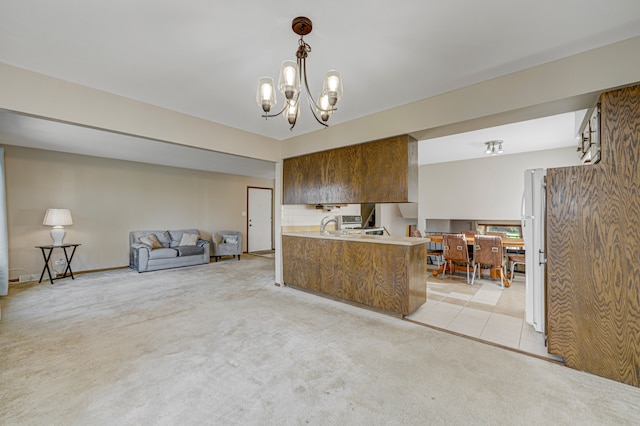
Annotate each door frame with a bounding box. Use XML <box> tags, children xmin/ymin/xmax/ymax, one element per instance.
<box><xmin>246</xmin><ymin>186</ymin><xmax>274</xmax><ymax>252</ymax></box>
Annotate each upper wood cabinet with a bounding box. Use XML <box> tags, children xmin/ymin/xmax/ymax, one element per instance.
<box><xmin>283</xmin><ymin>135</ymin><xmax>418</xmax><ymax>204</ymax></box>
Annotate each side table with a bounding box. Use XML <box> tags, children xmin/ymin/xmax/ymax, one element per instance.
<box><xmin>35</xmin><ymin>244</ymin><xmax>81</xmax><ymax>284</ymax></box>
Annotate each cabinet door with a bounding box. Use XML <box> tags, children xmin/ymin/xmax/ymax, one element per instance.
<box><xmin>283</xmin><ymin>134</ymin><xmax>417</xmax><ymax>204</ymax></box>
<box><xmin>322</xmin><ymin>143</ymin><xmax>361</xmax><ymax>203</ymax></box>
<box><xmin>283</xmin><ymin>153</ymin><xmax>321</xmax><ymax>204</ymax></box>
<box><xmin>361</xmin><ymin>136</ymin><xmax>413</xmax><ymax>202</ymax></box>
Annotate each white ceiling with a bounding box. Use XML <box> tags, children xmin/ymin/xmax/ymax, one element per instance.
<box><xmin>0</xmin><ymin>110</ymin><xmax>275</xmax><ymax>179</ymax></box>
<box><xmin>1</xmin><ymin>1</ymin><xmax>640</xmax><ymax>172</ymax></box>
<box><xmin>419</xmin><ymin>109</ymin><xmax>587</xmax><ymax>164</ymax></box>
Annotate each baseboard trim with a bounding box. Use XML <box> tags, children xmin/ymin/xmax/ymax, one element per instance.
<box><xmin>10</xmin><ymin>265</ymin><xmax>130</xmax><ymax>283</ymax></box>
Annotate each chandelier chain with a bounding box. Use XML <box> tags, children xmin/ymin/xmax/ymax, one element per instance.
<box><xmin>297</xmin><ymin>38</ymin><xmax>311</xmax><ymax>59</ymax></box>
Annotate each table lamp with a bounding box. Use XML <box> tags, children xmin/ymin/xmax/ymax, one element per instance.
<box><xmin>43</xmin><ymin>209</ymin><xmax>73</xmax><ymax>245</ymax></box>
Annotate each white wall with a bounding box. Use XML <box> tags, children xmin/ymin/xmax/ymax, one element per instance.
<box><xmin>282</xmin><ymin>36</ymin><xmax>640</xmax><ymax>158</ymax></box>
<box><xmin>282</xmin><ymin>204</ymin><xmax>361</xmax><ymax>231</ymax></box>
<box><xmin>0</xmin><ymin>63</ymin><xmax>281</xmax><ymax>163</ymax></box>
<box><xmin>376</xmin><ymin>204</ymin><xmax>416</xmax><ymax>237</ymax></box>
<box><xmin>418</xmin><ymin>147</ymin><xmax>581</xmax><ymax>227</ymax></box>
<box><xmin>4</xmin><ymin>145</ymin><xmax>274</xmax><ymax>281</ymax></box>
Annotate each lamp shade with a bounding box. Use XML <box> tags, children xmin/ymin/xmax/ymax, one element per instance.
<box><xmin>43</xmin><ymin>209</ymin><xmax>73</xmax><ymax>227</ymax></box>
<box><xmin>256</xmin><ymin>77</ymin><xmax>276</xmax><ymax>113</ymax></box>
<box><xmin>322</xmin><ymin>70</ymin><xmax>343</xmax><ymax>106</ymax></box>
<box><xmin>283</xmin><ymin>100</ymin><xmax>299</xmax><ymax>126</ymax></box>
<box><xmin>278</xmin><ymin>60</ymin><xmax>300</xmax><ymax>101</ymax></box>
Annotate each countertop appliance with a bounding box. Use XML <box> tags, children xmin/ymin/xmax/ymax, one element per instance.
<box><xmin>336</xmin><ymin>215</ymin><xmax>363</xmax><ymax>229</ymax></box>
<box><xmin>336</xmin><ymin>215</ymin><xmax>384</xmax><ymax>235</ymax></box>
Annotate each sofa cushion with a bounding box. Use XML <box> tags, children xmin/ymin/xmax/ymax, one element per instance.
<box><xmin>139</xmin><ymin>234</ymin><xmax>162</xmax><ymax>249</ymax></box>
<box><xmin>169</xmin><ymin>229</ymin><xmax>200</xmax><ymax>248</ymax></box>
<box><xmin>179</xmin><ymin>233</ymin><xmax>199</xmax><ymax>246</ymax></box>
<box><xmin>156</xmin><ymin>231</ymin><xmax>172</xmax><ymax>247</ymax></box>
<box><xmin>148</xmin><ymin>248</ymin><xmax>179</xmax><ymax>259</ymax></box>
<box><xmin>175</xmin><ymin>246</ymin><xmax>205</xmax><ymax>257</ymax></box>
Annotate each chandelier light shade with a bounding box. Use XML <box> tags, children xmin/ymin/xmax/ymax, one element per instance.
<box><xmin>278</xmin><ymin>60</ymin><xmax>300</xmax><ymax>101</ymax></box>
<box><xmin>256</xmin><ymin>77</ymin><xmax>276</xmax><ymax>113</ymax></box>
<box><xmin>256</xmin><ymin>16</ymin><xmax>343</xmax><ymax>130</ymax></box>
<box><xmin>43</xmin><ymin>208</ymin><xmax>73</xmax><ymax>246</ymax></box>
<box><xmin>323</xmin><ymin>70</ymin><xmax>343</xmax><ymax>107</ymax></box>
<box><xmin>485</xmin><ymin>140</ymin><xmax>504</xmax><ymax>155</ymax></box>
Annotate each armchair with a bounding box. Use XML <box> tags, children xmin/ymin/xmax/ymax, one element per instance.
<box><xmin>212</xmin><ymin>231</ymin><xmax>242</xmax><ymax>261</ymax></box>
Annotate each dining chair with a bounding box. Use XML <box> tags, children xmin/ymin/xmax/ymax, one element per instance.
<box><xmin>412</xmin><ymin>230</ymin><xmax>443</xmax><ymax>268</ymax></box>
<box><xmin>442</xmin><ymin>233</ymin><xmax>471</xmax><ymax>284</ymax></box>
<box><xmin>471</xmin><ymin>235</ymin><xmax>506</xmax><ymax>288</ymax></box>
<box><xmin>461</xmin><ymin>230</ymin><xmax>479</xmax><ymax>261</ymax></box>
<box><xmin>508</xmin><ymin>254</ymin><xmax>526</xmax><ymax>280</ymax></box>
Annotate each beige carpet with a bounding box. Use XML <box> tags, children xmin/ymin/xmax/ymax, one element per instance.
<box><xmin>1</xmin><ymin>255</ymin><xmax>639</xmax><ymax>425</ymax></box>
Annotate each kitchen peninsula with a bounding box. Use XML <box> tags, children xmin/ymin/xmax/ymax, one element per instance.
<box><xmin>282</xmin><ymin>232</ymin><xmax>428</xmax><ymax>316</ymax></box>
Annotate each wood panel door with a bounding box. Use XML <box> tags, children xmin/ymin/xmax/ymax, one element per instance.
<box><xmin>546</xmin><ymin>84</ymin><xmax>640</xmax><ymax>387</ymax></box>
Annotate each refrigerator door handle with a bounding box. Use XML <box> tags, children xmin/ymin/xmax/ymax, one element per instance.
<box><xmin>538</xmin><ymin>249</ymin><xmax>547</xmax><ymax>265</ymax></box>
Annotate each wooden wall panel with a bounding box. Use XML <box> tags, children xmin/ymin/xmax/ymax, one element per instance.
<box><xmin>283</xmin><ymin>134</ymin><xmax>418</xmax><ymax>204</ymax></box>
<box><xmin>408</xmin><ymin>240</ymin><xmax>428</xmax><ymax>314</ymax></box>
<box><xmin>282</xmin><ymin>236</ymin><xmax>427</xmax><ymax>316</ymax></box>
<box><xmin>546</xmin><ymin>84</ymin><xmax>640</xmax><ymax>386</ymax></box>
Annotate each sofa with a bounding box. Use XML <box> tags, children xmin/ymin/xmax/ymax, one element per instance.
<box><xmin>129</xmin><ymin>229</ymin><xmax>210</xmax><ymax>272</ymax></box>
<box><xmin>212</xmin><ymin>230</ymin><xmax>242</xmax><ymax>261</ymax></box>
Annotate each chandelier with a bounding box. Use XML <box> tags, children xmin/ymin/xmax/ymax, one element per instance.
<box><xmin>485</xmin><ymin>140</ymin><xmax>504</xmax><ymax>155</ymax></box>
<box><xmin>256</xmin><ymin>17</ymin><xmax>343</xmax><ymax>130</ymax></box>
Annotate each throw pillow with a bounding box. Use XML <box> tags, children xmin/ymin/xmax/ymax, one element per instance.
<box><xmin>139</xmin><ymin>234</ymin><xmax>162</xmax><ymax>249</ymax></box>
<box><xmin>222</xmin><ymin>235</ymin><xmax>238</xmax><ymax>244</ymax></box>
<box><xmin>179</xmin><ymin>233</ymin><xmax>199</xmax><ymax>247</ymax></box>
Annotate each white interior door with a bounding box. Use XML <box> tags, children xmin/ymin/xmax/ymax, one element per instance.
<box><xmin>248</xmin><ymin>187</ymin><xmax>272</xmax><ymax>252</ymax></box>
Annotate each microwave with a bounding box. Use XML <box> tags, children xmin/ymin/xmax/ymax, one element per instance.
<box><xmin>336</xmin><ymin>215</ymin><xmax>362</xmax><ymax>229</ymax></box>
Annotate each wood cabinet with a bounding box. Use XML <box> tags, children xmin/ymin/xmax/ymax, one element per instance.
<box><xmin>546</xmin><ymin>84</ymin><xmax>640</xmax><ymax>387</ymax></box>
<box><xmin>282</xmin><ymin>234</ymin><xmax>427</xmax><ymax>316</ymax></box>
<box><xmin>283</xmin><ymin>134</ymin><xmax>418</xmax><ymax>204</ymax></box>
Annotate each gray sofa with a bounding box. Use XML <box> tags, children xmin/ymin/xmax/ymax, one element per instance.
<box><xmin>129</xmin><ymin>229</ymin><xmax>210</xmax><ymax>272</ymax></box>
<box><xmin>212</xmin><ymin>230</ymin><xmax>242</xmax><ymax>261</ymax></box>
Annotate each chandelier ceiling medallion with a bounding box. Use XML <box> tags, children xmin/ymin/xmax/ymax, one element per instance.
<box><xmin>256</xmin><ymin>16</ymin><xmax>343</xmax><ymax>131</ymax></box>
<box><xmin>485</xmin><ymin>140</ymin><xmax>504</xmax><ymax>155</ymax></box>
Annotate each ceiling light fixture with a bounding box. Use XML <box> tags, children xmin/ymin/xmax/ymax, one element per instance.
<box><xmin>485</xmin><ymin>140</ymin><xmax>503</xmax><ymax>155</ymax></box>
<box><xmin>256</xmin><ymin>17</ymin><xmax>343</xmax><ymax>131</ymax></box>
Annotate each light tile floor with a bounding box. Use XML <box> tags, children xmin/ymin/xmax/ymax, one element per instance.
<box><xmin>407</xmin><ymin>267</ymin><xmax>559</xmax><ymax>360</ymax></box>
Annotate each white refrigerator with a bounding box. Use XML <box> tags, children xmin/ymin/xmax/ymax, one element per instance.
<box><xmin>521</xmin><ymin>168</ymin><xmax>546</xmax><ymax>333</ymax></box>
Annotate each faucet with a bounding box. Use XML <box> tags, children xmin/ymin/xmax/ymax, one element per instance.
<box><xmin>320</xmin><ymin>216</ymin><xmax>337</xmax><ymax>234</ymax></box>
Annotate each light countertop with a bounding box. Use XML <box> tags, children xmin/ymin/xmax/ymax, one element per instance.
<box><xmin>282</xmin><ymin>232</ymin><xmax>428</xmax><ymax>246</ymax></box>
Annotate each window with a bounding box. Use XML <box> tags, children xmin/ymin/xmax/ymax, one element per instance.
<box><xmin>477</xmin><ymin>224</ymin><xmax>522</xmax><ymax>238</ymax></box>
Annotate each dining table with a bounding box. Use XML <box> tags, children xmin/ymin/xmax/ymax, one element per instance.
<box><xmin>423</xmin><ymin>234</ymin><xmax>525</xmax><ymax>287</ymax></box>
<box><xmin>425</xmin><ymin>234</ymin><xmax>524</xmax><ymax>248</ymax></box>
